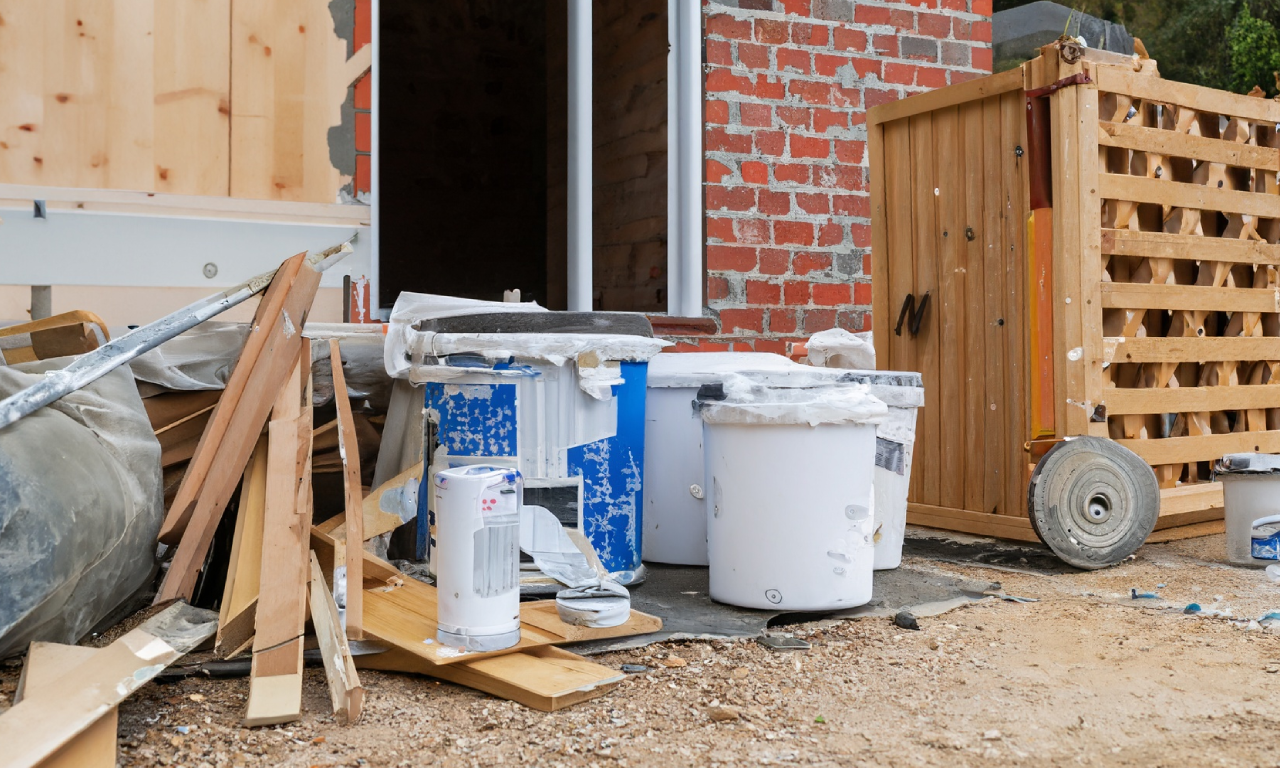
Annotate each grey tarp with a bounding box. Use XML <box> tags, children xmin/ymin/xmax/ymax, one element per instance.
<box><xmin>0</xmin><ymin>360</ymin><xmax>163</xmax><ymax>659</ymax></box>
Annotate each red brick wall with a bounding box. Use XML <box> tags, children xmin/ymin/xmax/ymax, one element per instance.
<box><xmin>672</xmin><ymin>0</ymin><xmax>992</xmax><ymax>353</ymax></box>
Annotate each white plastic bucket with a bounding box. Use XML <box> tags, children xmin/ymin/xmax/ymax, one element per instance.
<box><xmin>1221</xmin><ymin>473</ymin><xmax>1280</xmax><ymax>567</ymax></box>
<box><xmin>699</xmin><ymin>378</ymin><xmax>885</xmax><ymax>611</ymax></box>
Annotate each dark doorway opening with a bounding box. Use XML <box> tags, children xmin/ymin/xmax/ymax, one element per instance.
<box><xmin>378</xmin><ymin>0</ymin><xmax>549</xmax><ymax>309</ymax></box>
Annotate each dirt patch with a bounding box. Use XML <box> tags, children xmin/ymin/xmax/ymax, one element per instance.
<box><xmin>3</xmin><ymin>533</ymin><xmax>1280</xmax><ymax>767</ymax></box>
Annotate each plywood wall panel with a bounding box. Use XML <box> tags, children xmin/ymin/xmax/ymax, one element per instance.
<box><xmin>154</xmin><ymin>0</ymin><xmax>230</xmax><ymax>196</ymax></box>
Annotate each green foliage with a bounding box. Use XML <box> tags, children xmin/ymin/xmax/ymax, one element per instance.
<box><xmin>993</xmin><ymin>0</ymin><xmax>1280</xmax><ymax>95</ymax></box>
<box><xmin>1226</xmin><ymin>5</ymin><xmax>1280</xmax><ymax>94</ymax></box>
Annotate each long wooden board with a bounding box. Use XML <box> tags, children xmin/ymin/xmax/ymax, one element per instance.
<box><xmin>1103</xmin><ymin>336</ymin><xmax>1280</xmax><ymax>364</ymax></box>
<box><xmin>216</xmin><ymin>435</ymin><xmax>269</xmax><ymax>657</ymax></box>
<box><xmin>1097</xmin><ymin>120</ymin><xmax>1279</xmax><ymax>170</ymax></box>
<box><xmin>868</xmin><ymin>66</ymin><xmax>1024</xmax><ymax>125</ymax></box>
<box><xmin>1100</xmin><ymin>283</ymin><xmax>1280</xmax><ymax>313</ymax></box>
<box><xmin>1101</xmin><ymin>229</ymin><xmax>1280</xmax><ymax>266</ymax></box>
<box><xmin>1117</xmin><ymin>431</ymin><xmax>1280</xmax><ymax>466</ymax></box>
<box><xmin>329</xmin><ymin>338</ymin><xmax>364</xmax><ymax>640</ymax></box>
<box><xmin>356</xmin><ymin>645</ymin><xmax>626</xmax><ymax>713</ymax></box>
<box><xmin>14</xmin><ymin>644</ymin><xmax>115</xmax><ymax>768</ymax></box>
<box><xmin>0</xmin><ymin>603</ymin><xmax>217</xmax><ymax>768</ymax></box>
<box><xmin>1099</xmin><ymin>173</ymin><xmax>1280</xmax><ymax>219</ymax></box>
<box><xmin>1104</xmin><ymin>384</ymin><xmax>1280</xmax><ymax>415</ymax></box>
<box><xmin>1094</xmin><ymin>65</ymin><xmax>1280</xmax><ymax>124</ymax></box>
<box><xmin>308</xmin><ymin>551</ymin><xmax>363</xmax><ymax>724</ymax></box>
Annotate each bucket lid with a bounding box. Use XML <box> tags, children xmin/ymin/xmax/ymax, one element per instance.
<box><xmin>645</xmin><ymin>352</ymin><xmax>836</xmax><ymax>388</ymax></box>
<box><xmin>1215</xmin><ymin>453</ymin><xmax>1280</xmax><ymax>475</ymax></box>
<box><xmin>696</xmin><ymin>374</ymin><xmax>887</xmax><ymax>427</ymax></box>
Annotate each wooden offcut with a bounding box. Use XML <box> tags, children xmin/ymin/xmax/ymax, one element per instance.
<box><xmin>328</xmin><ymin>338</ymin><xmax>364</xmax><ymax>640</ymax></box>
<box><xmin>215</xmin><ymin>434</ymin><xmax>269</xmax><ymax>658</ymax></box>
<box><xmin>870</xmin><ymin>42</ymin><xmax>1276</xmax><ymax>542</ymax></box>
<box><xmin>308</xmin><ymin>552</ymin><xmax>364</xmax><ymax>724</ymax></box>
<box><xmin>14</xmin><ymin>644</ymin><xmax>116</xmax><ymax>768</ymax></box>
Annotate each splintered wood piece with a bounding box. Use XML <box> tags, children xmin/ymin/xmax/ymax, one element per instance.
<box><xmin>159</xmin><ymin>251</ymin><xmax>305</xmax><ymax>544</ymax></box>
<box><xmin>156</xmin><ymin>253</ymin><xmax>322</xmax><ymax>604</ymax></box>
<box><xmin>145</xmin><ymin>390</ymin><xmax>223</xmax><ymax>432</ymax></box>
<box><xmin>328</xmin><ymin>338</ymin><xmax>364</xmax><ymax>640</ymax></box>
<box><xmin>308</xmin><ymin>551</ymin><xmax>364</xmax><ymax>724</ymax></box>
<box><xmin>14</xmin><ymin>644</ymin><xmax>116</xmax><ymax>768</ymax></box>
<box><xmin>216</xmin><ymin>434</ymin><xmax>269</xmax><ymax>656</ymax></box>
<box><xmin>356</xmin><ymin>645</ymin><xmax>625</xmax><ymax>712</ymax></box>
<box><xmin>0</xmin><ymin>603</ymin><xmax>217</xmax><ymax>768</ymax></box>
<box><xmin>245</xmin><ymin>356</ymin><xmax>310</xmax><ymax>727</ymax></box>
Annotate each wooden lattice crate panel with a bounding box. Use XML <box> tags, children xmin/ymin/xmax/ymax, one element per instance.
<box><xmin>1089</xmin><ymin>64</ymin><xmax>1280</xmax><ymax>504</ymax></box>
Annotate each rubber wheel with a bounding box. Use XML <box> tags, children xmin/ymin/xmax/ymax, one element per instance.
<box><xmin>1027</xmin><ymin>437</ymin><xmax>1159</xmax><ymax>570</ymax></box>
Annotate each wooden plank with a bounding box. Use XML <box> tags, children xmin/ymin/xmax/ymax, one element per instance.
<box><xmin>1097</xmin><ymin>121</ymin><xmax>1279</xmax><ymax>170</ymax></box>
<box><xmin>216</xmin><ymin>434</ymin><xmax>268</xmax><ymax>656</ymax></box>
<box><xmin>1145</xmin><ymin>519</ymin><xmax>1225</xmax><ymax>542</ymax></box>
<box><xmin>1076</xmin><ymin>86</ymin><xmax>1108</xmax><ymax>440</ymax></box>
<box><xmin>1160</xmin><ymin>482</ymin><xmax>1224</xmax><ymax>516</ymax></box>
<box><xmin>934</xmin><ymin>105</ymin><xmax>966</xmax><ymax>510</ymax></box>
<box><xmin>144</xmin><ymin>390</ymin><xmax>222</xmax><ymax>432</ymax></box>
<box><xmin>1153</xmin><ymin>505</ymin><xmax>1224</xmax><ymax>530</ymax></box>
<box><xmin>1116</xmin><ymin>430</ymin><xmax>1280</xmax><ymax>466</ymax></box>
<box><xmin>868</xmin><ymin>66</ymin><xmax>1024</xmax><ymax>126</ymax></box>
<box><xmin>28</xmin><ymin>323</ymin><xmax>99</xmax><ymax>359</ymax></box>
<box><xmin>906</xmin><ymin>503</ymin><xmax>1041</xmax><ymax>543</ymax></box>
<box><xmin>1000</xmin><ymin>90</ymin><xmax>1030</xmax><ymax>516</ymax></box>
<box><xmin>244</xmin><ymin>357</ymin><xmax>309</xmax><ymax>727</ymax></box>
<box><xmin>153</xmin><ymin>0</ymin><xmax>231</xmax><ymax>196</ymax></box>
<box><xmin>156</xmin><ymin>252</ymin><xmax>321</xmax><ymax>603</ymax></box>
<box><xmin>1103</xmin><ymin>336</ymin><xmax>1280</xmax><ymax>364</ymax></box>
<box><xmin>14</xmin><ymin>644</ymin><xmax>115</xmax><ymax>768</ymax></box>
<box><xmin>883</xmin><ymin>118</ymin><xmax>916</xmax><ymax>401</ymax></box>
<box><xmin>356</xmin><ymin>645</ymin><xmax>625</xmax><ymax>713</ymax></box>
<box><xmin>1100</xmin><ymin>283</ymin><xmax>1280</xmax><ymax>313</ymax></box>
<box><xmin>909</xmin><ymin>112</ymin><xmax>941</xmax><ymax>507</ymax></box>
<box><xmin>869</xmin><ymin>120</ymin><xmax>892</xmax><ymax>367</ymax></box>
<box><xmin>1099</xmin><ymin>173</ymin><xmax>1280</xmax><ymax>219</ymax></box>
<box><xmin>1101</xmin><ymin>228</ymin><xmax>1280</xmax><ymax>266</ymax></box>
<box><xmin>0</xmin><ymin>603</ymin><xmax>216</xmax><ymax>768</ymax></box>
<box><xmin>1094</xmin><ymin>65</ymin><xmax>1280</xmax><ymax>124</ymax></box>
<box><xmin>308</xmin><ymin>551</ymin><xmax>363</xmax><ymax>724</ymax></box>
<box><xmin>1104</xmin><ymin>385</ymin><xmax>1280</xmax><ymax>415</ymax></box>
<box><xmin>981</xmin><ymin>95</ymin><xmax>1007</xmax><ymax>515</ymax></box>
<box><xmin>1051</xmin><ymin>83</ymin><xmax>1086</xmax><ymax>438</ymax></box>
<box><xmin>960</xmin><ymin>100</ymin><xmax>988</xmax><ymax>512</ymax></box>
<box><xmin>159</xmin><ymin>251</ymin><xmax>305</xmax><ymax>544</ymax></box>
<box><xmin>229</xmin><ymin>0</ymin><xmax>348</xmax><ymax>203</ymax></box>
<box><xmin>329</xmin><ymin>338</ymin><xmax>363</xmax><ymax>640</ymax></box>
<box><xmin>0</xmin><ymin>2</ymin><xmax>46</xmax><ymax>186</ymax></box>
<box><xmin>518</xmin><ymin>601</ymin><xmax>663</xmax><ymax>643</ymax></box>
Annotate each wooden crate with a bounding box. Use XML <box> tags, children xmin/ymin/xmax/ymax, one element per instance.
<box><xmin>867</xmin><ymin>44</ymin><xmax>1279</xmax><ymax>542</ymax></box>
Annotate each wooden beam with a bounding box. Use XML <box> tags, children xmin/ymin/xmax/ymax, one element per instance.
<box><xmin>1100</xmin><ymin>283</ymin><xmax>1280</xmax><ymax>313</ymax></box>
<box><xmin>1116</xmin><ymin>430</ymin><xmax>1280</xmax><ymax>466</ymax></box>
<box><xmin>1094</xmin><ymin>65</ymin><xmax>1280</xmax><ymax>123</ymax></box>
<box><xmin>156</xmin><ymin>254</ymin><xmax>323</xmax><ymax>604</ymax></box>
<box><xmin>868</xmin><ymin>66</ymin><xmax>1024</xmax><ymax>126</ymax></box>
<box><xmin>356</xmin><ymin>645</ymin><xmax>625</xmax><ymax>713</ymax></box>
<box><xmin>1101</xmin><ymin>229</ymin><xmax>1280</xmax><ymax>266</ymax></box>
<box><xmin>329</xmin><ymin>338</ymin><xmax>364</xmax><ymax>641</ymax></box>
<box><xmin>158</xmin><ymin>252</ymin><xmax>305</xmax><ymax>544</ymax></box>
<box><xmin>1099</xmin><ymin>173</ymin><xmax>1280</xmax><ymax>219</ymax></box>
<box><xmin>14</xmin><ymin>644</ymin><xmax>115</xmax><ymax>768</ymax></box>
<box><xmin>905</xmin><ymin>503</ymin><xmax>1041</xmax><ymax>543</ymax></box>
<box><xmin>1103</xmin><ymin>336</ymin><xmax>1280</xmax><ymax>364</ymax></box>
<box><xmin>1104</xmin><ymin>384</ymin><xmax>1280</xmax><ymax>415</ymax></box>
<box><xmin>216</xmin><ymin>434</ymin><xmax>269</xmax><ymax>657</ymax></box>
<box><xmin>1146</xmin><ymin>520</ymin><xmax>1225</xmax><ymax>542</ymax></box>
<box><xmin>245</xmin><ymin>356</ymin><xmax>310</xmax><ymax>727</ymax></box>
<box><xmin>1097</xmin><ymin>120</ymin><xmax>1280</xmax><ymax>170</ymax></box>
<box><xmin>0</xmin><ymin>603</ymin><xmax>217</xmax><ymax>768</ymax></box>
<box><xmin>308</xmin><ymin>551</ymin><xmax>363</xmax><ymax>724</ymax></box>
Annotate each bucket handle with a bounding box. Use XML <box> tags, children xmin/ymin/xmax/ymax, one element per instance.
<box><xmin>1251</xmin><ymin>514</ymin><xmax>1280</xmax><ymax>531</ymax></box>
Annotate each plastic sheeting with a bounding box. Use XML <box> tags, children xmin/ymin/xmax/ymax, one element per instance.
<box><xmin>384</xmin><ymin>293</ymin><xmax>549</xmax><ymax>379</ymax></box>
<box><xmin>805</xmin><ymin>328</ymin><xmax>876</xmax><ymax>370</ymax></box>
<box><xmin>698</xmin><ymin>374</ymin><xmax>887</xmax><ymax>427</ymax></box>
<box><xmin>0</xmin><ymin>360</ymin><xmax>163</xmax><ymax>659</ymax></box>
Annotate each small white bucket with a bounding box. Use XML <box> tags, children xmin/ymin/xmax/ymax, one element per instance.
<box><xmin>1221</xmin><ymin>474</ymin><xmax>1280</xmax><ymax>567</ymax></box>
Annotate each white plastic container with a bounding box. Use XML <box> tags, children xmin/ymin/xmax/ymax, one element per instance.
<box><xmin>432</xmin><ymin>465</ymin><xmax>523</xmax><ymax>651</ymax></box>
<box><xmin>643</xmin><ymin>352</ymin><xmax>828</xmax><ymax>565</ymax></box>
<box><xmin>700</xmin><ymin>378</ymin><xmax>886</xmax><ymax>610</ymax></box>
<box><xmin>1217</xmin><ymin>454</ymin><xmax>1280</xmax><ymax>567</ymax></box>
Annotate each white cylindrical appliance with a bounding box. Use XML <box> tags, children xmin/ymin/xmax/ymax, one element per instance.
<box><xmin>432</xmin><ymin>465</ymin><xmax>523</xmax><ymax>651</ymax></box>
<box><xmin>1217</xmin><ymin>454</ymin><xmax>1280</xmax><ymax>567</ymax></box>
<box><xmin>700</xmin><ymin>379</ymin><xmax>885</xmax><ymax>611</ymax></box>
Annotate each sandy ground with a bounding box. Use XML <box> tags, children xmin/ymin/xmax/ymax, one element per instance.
<box><xmin>4</xmin><ymin>532</ymin><xmax>1280</xmax><ymax>768</ymax></box>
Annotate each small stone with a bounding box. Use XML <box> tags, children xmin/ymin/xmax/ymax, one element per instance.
<box><xmin>311</xmin><ymin>736</ymin><xmax>326</xmax><ymax>744</ymax></box>
<box><xmin>188</xmin><ymin>694</ymin><xmax>205</xmax><ymax>703</ymax></box>
<box><xmin>731</xmin><ymin>667</ymin><xmax>750</xmax><ymax>680</ymax></box>
<box><xmin>928</xmin><ymin>638</ymin><xmax>940</xmax><ymax>651</ymax></box>
<box><xmin>620</xmin><ymin>664</ymin><xmax>648</xmax><ymax>674</ymax></box>
<box><xmin>662</xmin><ymin>657</ymin><xmax>688</xmax><ymax>668</ymax></box>
<box><xmin>983</xmin><ymin>730</ymin><xmax>1003</xmax><ymax>741</ymax></box>
<box><xmin>893</xmin><ymin>611</ymin><xmax>920</xmax><ymax>631</ymax></box>
<box><xmin>707</xmin><ymin>705</ymin><xmax>741</xmax><ymax>722</ymax></box>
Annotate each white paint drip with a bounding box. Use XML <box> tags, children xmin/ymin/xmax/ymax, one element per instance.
<box><xmin>281</xmin><ymin>309</ymin><xmax>296</xmax><ymax>339</ymax></box>
<box><xmin>1067</xmin><ymin>347</ymin><xmax>1083</xmax><ymax>361</ymax></box>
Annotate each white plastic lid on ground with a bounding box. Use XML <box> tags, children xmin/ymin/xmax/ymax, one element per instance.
<box><xmin>383</xmin><ymin>292</ymin><xmax>669</xmax><ymax>399</ymax></box>
<box><xmin>697</xmin><ymin>373</ymin><xmax>887</xmax><ymax>427</ymax></box>
<box><xmin>805</xmin><ymin>328</ymin><xmax>875</xmax><ymax>370</ymax></box>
